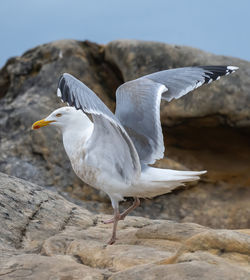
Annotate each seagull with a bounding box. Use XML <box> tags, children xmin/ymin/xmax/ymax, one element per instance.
<box><xmin>32</xmin><ymin>65</ymin><xmax>238</xmax><ymax>244</ymax></box>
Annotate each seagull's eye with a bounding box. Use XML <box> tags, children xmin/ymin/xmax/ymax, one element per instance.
<box><xmin>56</xmin><ymin>113</ymin><xmax>62</xmax><ymax>117</ymax></box>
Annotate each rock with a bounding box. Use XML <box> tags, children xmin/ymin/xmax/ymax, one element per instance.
<box><xmin>109</xmin><ymin>261</ymin><xmax>250</xmax><ymax>280</ymax></box>
<box><xmin>0</xmin><ymin>39</ymin><xmax>250</xmax><ymax>229</ymax></box>
<box><xmin>0</xmin><ymin>172</ymin><xmax>249</xmax><ymax>279</ymax></box>
<box><xmin>0</xmin><ymin>255</ymin><xmax>104</xmax><ymax>280</ymax></box>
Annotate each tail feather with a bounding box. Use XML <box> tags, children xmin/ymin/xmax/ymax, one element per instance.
<box><xmin>160</xmin><ymin>169</ymin><xmax>207</xmax><ymax>177</ymax></box>
<box><xmin>142</xmin><ymin>167</ymin><xmax>206</xmax><ymax>182</ymax></box>
<box><xmin>135</xmin><ymin>167</ymin><xmax>206</xmax><ymax>198</ymax></box>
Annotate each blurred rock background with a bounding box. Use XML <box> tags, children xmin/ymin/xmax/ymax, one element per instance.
<box><xmin>0</xmin><ymin>39</ymin><xmax>250</xmax><ymax>229</ymax></box>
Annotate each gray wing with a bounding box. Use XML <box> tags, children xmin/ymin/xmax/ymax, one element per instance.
<box><xmin>115</xmin><ymin>66</ymin><xmax>238</xmax><ymax>165</ymax></box>
<box><xmin>58</xmin><ymin>73</ymin><xmax>141</xmax><ymax>185</ymax></box>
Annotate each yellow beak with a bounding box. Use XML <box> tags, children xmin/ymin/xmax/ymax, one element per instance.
<box><xmin>32</xmin><ymin>119</ymin><xmax>55</xmax><ymax>130</ymax></box>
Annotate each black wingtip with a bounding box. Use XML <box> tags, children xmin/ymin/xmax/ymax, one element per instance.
<box><xmin>56</xmin><ymin>73</ymin><xmax>81</xmax><ymax>108</ymax></box>
<box><xmin>57</xmin><ymin>74</ymin><xmax>71</xmax><ymax>104</ymax></box>
<box><xmin>198</xmin><ymin>65</ymin><xmax>238</xmax><ymax>84</ymax></box>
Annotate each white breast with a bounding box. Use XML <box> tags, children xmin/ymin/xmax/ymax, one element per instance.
<box><xmin>70</xmin><ymin>152</ymin><xmax>101</xmax><ymax>190</ymax></box>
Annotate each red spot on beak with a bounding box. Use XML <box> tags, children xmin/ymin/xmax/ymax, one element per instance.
<box><xmin>31</xmin><ymin>119</ymin><xmax>55</xmax><ymax>130</ymax></box>
<box><xmin>33</xmin><ymin>125</ymin><xmax>40</xmax><ymax>130</ymax></box>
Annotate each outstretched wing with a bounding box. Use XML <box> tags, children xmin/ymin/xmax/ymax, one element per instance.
<box><xmin>58</xmin><ymin>73</ymin><xmax>141</xmax><ymax>185</ymax></box>
<box><xmin>115</xmin><ymin>66</ymin><xmax>238</xmax><ymax>165</ymax></box>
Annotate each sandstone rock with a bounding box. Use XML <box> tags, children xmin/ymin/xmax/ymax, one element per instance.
<box><xmin>0</xmin><ymin>39</ymin><xmax>250</xmax><ymax>229</ymax></box>
<box><xmin>0</xmin><ymin>172</ymin><xmax>249</xmax><ymax>279</ymax></box>
<box><xmin>0</xmin><ymin>255</ymin><xmax>104</xmax><ymax>280</ymax></box>
<box><xmin>109</xmin><ymin>261</ymin><xmax>250</xmax><ymax>280</ymax></box>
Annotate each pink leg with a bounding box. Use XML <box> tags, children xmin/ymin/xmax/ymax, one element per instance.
<box><xmin>103</xmin><ymin>198</ymin><xmax>140</xmax><ymax>224</ymax></box>
<box><xmin>107</xmin><ymin>207</ymin><xmax>120</xmax><ymax>245</ymax></box>
<box><xmin>120</xmin><ymin>197</ymin><xmax>140</xmax><ymax>219</ymax></box>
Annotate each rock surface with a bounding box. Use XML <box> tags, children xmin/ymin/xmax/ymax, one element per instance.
<box><xmin>0</xmin><ymin>172</ymin><xmax>250</xmax><ymax>279</ymax></box>
<box><xmin>0</xmin><ymin>39</ymin><xmax>250</xmax><ymax>229</ymax></box>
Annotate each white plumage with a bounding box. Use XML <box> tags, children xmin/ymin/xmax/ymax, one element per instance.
<box><xmin>32</xmin><ymin>65</ymin><xmax>238</xmax><ymax>244</ymax></box>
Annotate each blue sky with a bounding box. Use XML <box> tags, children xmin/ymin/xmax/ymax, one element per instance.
<box><xmin>0</xmin><ymin>0</ymin><xmax>249</xmax><ymax>67</ymax></box>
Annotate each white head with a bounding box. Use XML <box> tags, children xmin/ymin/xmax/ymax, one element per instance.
<box><xmin>32</xmin><ymin>106</ymin><xmax>92</xmax><ymax>132</ymax></box>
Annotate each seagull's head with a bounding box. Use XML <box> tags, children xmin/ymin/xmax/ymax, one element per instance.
<box><xmin>32</xmin><ymin>106</ymin><xmax>90</xmax><ymax>131</ymax></box>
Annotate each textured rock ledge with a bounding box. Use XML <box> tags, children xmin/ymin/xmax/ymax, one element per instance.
<box><xmin>0</xmin><ymin>172</ymin><xmax>249</xmax><ymax>279</ymax></box>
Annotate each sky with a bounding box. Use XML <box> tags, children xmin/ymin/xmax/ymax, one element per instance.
<box><xmin>0</xmin><ymin>0</ymin><xmax>249</xmax><ymax>67</ymax></box>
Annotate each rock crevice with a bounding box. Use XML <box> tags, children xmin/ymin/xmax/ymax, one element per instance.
<box><xmin>18</xmin><ymin>199</ymin><xmax>48</xmax><ymax>249</ymax></box>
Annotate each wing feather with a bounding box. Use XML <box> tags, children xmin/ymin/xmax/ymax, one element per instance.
<box><xmin>115</xmin><ymin>65</ymin><xmax>238</xmax><ymax>165</ymax></box>
<box><xmin>115</xmin><ymin>78</ymin><xmax>167</xmax><ymax>165</ymax></box>
<box><xmin>58</xmin><ymin>73</ymin><xmax>141</xmax><ymax>185</ymax></box>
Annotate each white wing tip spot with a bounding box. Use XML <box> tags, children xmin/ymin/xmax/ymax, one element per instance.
<box><xmin>227</xmin><ymin>66</ymin><xmax>239</xmax><ymax>71</ymax></box>
<box><xmin>57</xmin><ymin>88</ymin><xmax>62</xmax><ymax>97</ymax></box>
